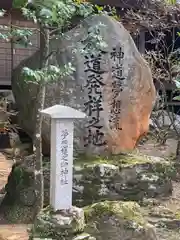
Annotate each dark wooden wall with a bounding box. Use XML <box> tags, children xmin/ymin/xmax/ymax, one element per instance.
<box><xmin>0</xmin><ymin>0</ymin><xmax>12</xmax><ymax>10</ymax></box>
<box><xmin>0</xmin><ymin>9</ymin><xmax>39</xmax><ymax>87</ymax></box>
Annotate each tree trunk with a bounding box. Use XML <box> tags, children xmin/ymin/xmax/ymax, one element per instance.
<box><xmin>34</xmin><ymin>27</ymin><xmax>49</xmax><ymax>214</ymax></box>
<box><xmin>176</xmin><ymin>139</ymin><xmax>180</xmax><ymax>161</ymax></box>
<box><xmin>34</xmin><ymin>84</ymin><xmax>46</xmax><ymax>213</ymax></box>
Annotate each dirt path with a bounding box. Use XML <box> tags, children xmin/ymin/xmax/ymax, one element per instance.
<box><xmin>0</xmin><ymin>153</ymin><xmax>29</xmax><ymax>240</ymax></box>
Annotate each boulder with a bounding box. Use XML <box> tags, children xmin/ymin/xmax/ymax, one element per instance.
<box><xmin>84</xmin><ymin>201</ymin><xmax>158</xmax><ymax>240</ymax></box>
<box><xmin>73</xmin><ymin>154</ymin><xmax>174</xmax><ymax>206</ymax></box>
<box><xmin>12</xmin><ymin>15</ymin><xmax>156</xmax><ymax>155</ymax></box>
<box><xmin>29</xmin><ymin>206</ymin><xmax>86</xmax><ymax>240</ymax></box>
<box><xmin>1</xmin><ymin>153</ymin><xmax>175</xmax><ymax>222</ymax></box>
<box><xmin>140</xmin><ymin>199</ymin><xmax>180</xmax><ymax>240</ymax></box>
<box><xmin>29</xmin><ymin>201</ymin><xmax>158</xmax><ymax>240</ymax></box>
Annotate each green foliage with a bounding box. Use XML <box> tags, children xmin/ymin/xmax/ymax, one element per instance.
<box><xmin>173</xmin><ymin>57</ymin><xmax>180</xmax><ymax>101</ymax></box>
<box><xmin>174</xmin><ymin>79</ymin><xmax>180</xmax><ymax>89</ymax></box>
<box><xmin>19</xmin><ymin>0</ymin><xmax>110</xmax><ymax>84</ymax></box>
<box><xmin>11</xmin><ymin>28</ymin><xmax>33</xmax><ymax>47</ymax></box>
<box><xmin>0</xmin><ymin>32</ymin><xmax>10</xmax><ymax>41</ymax></box>
<box><xmin>165</xmin><ymin>0</ymin><xmax>177</xmax><ymax>4</ymax></box>
<box><xmin>13</xmin><ymin>0</ymin><xmax>27</xmax><ymax>8</ymax></box>
<box><xmin>0</xmin><ymin>22</ymin><xmax>33</xmax><ymax>47</ymax></box>
<box><xmin>1</xmin><ymin>0</ymin><xmax>113</xmax><ymax>85</ymax></box>
<box><xmin>22</xmin><ymin>62</ymin><xmax>75</xmax><ymax>84</ymax></box>
<box><xmin>22</xmin><ymin>0</ymin><xmax>95</xmax><ymax>28</ymax></box>
<box><xmin>173</xmin><ymin>96</ymin><xmax>180</xmax><ymax>100</ymax></box>
<box><xmin>21</xmin><ymin>7</ymin><xmax>37</xmax><ymax>23</ymax></box>
<box><xmin>13</xmin><ymin>167</ymin><xmax>24</xmax><ymax>186</ymax></box>
<box><xmin>82</xmin><ymin>23</ymin><xmax>108</xmax><ymax>54</ymax></box>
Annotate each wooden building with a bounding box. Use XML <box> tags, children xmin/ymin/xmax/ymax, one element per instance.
<box><xmin>0</xmin><ymin>1</ymin><xmax>39</xmax><ymax>89</ymax></box>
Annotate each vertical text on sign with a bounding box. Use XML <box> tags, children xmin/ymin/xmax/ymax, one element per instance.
<box><xmin>60</xmin><ymin>129</ymin><xmax>69</xmax><ymax>185</ymax></box>
<box><xmin>109</xmin><ymin>47</ymin><xmax>125</xmax><ymax>130</ymax></box>
<box><xmin>83</xmin><ymin>52</ymin><xmax>107</xmax><ymax>147</ymax></box>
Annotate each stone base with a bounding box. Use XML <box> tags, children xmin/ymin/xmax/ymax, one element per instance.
<box><xmin>29</xmin><ymin>201</ymin><xmax>159</xmax><ymax>240</ymax></box>
<box><xmin>29</xmin><ymin>206</ymin><xmax>91</xmax><ymax>240</ymax></box>
<box><xmin>84</xmin><ymin>201</ymin><xmax>158</xmax><ymax>240</ymax></box>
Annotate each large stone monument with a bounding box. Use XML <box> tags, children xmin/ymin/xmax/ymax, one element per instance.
<box><xmin>12</xmin><ymin>15</ymin><xmax>156</xmax><ymax>155</ymax></box>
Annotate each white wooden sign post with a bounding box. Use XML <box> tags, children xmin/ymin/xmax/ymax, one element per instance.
<box><xmin>41</xmin><ymin>105</ymin><xmax>86</xmax><ymax>211</ymax></box>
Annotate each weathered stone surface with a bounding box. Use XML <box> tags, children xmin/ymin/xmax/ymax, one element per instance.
<box><xmin>1</xmin><ymin>153</ymin><xmax>175</xmax><ymax>223</ymax></box>
<box><xmin>29</xmin><ymin>201</ymin><xmax>158</xmax><ymax>240</ymax></box>
<box><xmin>143</xmin><ymin>204</ymin><xmax>180</xmax><ymax>231</ymax></box>
<box><xmin>0</xmin><ymin>158</ymin><xmax>36</xmax><ymax>223</ymax></box>
<box><xmin>29</xmin><ymin>206</ymin><xmax>86</xmax><ymax>240</ymax></box>
<box><xmin>12</xmin><ymin>15</ymin><xmax>156</xmax><ymax>155</ymax></box>
<box><xmin>73</xmin><ymin>154</ymin><xmax>174</xmax><ymax>206</ymax></box>
<box><xmin>84</xmin><ymin>201</ymin><xmax>158</xmax><ymax>240</ymax></box>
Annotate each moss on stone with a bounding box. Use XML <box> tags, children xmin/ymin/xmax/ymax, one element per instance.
<box><xmin>75</xmin><ymin>153</ymin><xmax>174</xmax><ymax>169</ymax></box>
<box><xmin>75</xmin><ymin>154</ymin><xmax>109</xmax><ymax>167</ymax></box>
<box><xmin>2</xmin><ymin>152</ymin><xmax>176</xmax><ymax>225</ymax></box>
<box><xmin>73</xmin><ymin>153</ymin><xmax>175</xmax><ymax>206</ymax></box>
<box><xmin>174</xmin><ymin>211</ymin><xmax>180</xmax><ymax>220</ymax></box>
<box><xmin>82</xmin><ymin>182</ymin><xmax>101</xmax><ymax>199</ymax></box>
<box><xmin>84</xmin><ymin>201</ymin><xmax>158</xmax><ymax>240</ymax></box>
<box><xmin>75</xmin><ymin>153</ymin><xmax>150</xmax><ymax>167</ymax></box>
<box><xmin>29</xmin><ymin>205</ymin><xmax>85</xmax><ymax>240</ymax></box>
<box><xmin>84</xmin><ymin>201</ymin><xmax>145</xmax><ymax>226</ymax></box>
<box><xmin>13</xmin><ymin>166</ymin><xmax>33</xmax><ymax>187</ymax></box>
<box><xmin>4</xmin><ymin>204</ymin><xmax>34</xmax><ymax>223</ymax></box>
<box><xmin>75</xmin><ymin>153</ymin><xmax>175</xmax><ymax>184</ymax></box>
